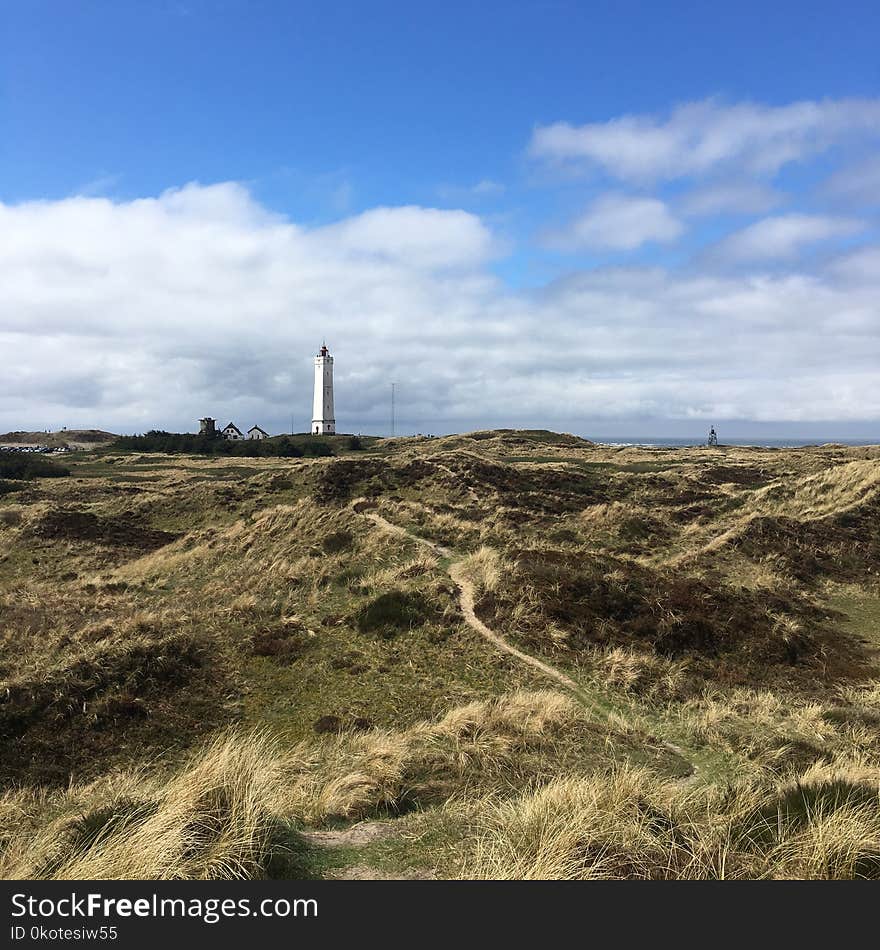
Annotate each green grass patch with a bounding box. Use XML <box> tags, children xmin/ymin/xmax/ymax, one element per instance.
<box><xmin>825</xmin><ymin>587</ymin><xmax>880</xmax><ymax>649</ymax></box>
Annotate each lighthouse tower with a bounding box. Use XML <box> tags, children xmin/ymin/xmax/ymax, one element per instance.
<box><xmin>312</xmin><ymin>343</ymin><xmax>336</xmax><ymax>434</ymax></box>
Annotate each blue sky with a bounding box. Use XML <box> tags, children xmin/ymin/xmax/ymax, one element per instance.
<box><xmin>1</xmin><ymin>1</ymin><xmax>879</xmax><ymax>437</ymax></box>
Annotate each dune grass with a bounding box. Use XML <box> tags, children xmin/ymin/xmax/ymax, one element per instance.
<box><xmin>2</xmin><ymin>430</ymin><xmax>880</xmax><ymax>879</ymax></box>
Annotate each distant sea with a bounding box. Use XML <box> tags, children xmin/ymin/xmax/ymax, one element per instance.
<box><xmin>592</xmin><ymin>437</ymin><xmax>879</xmax><ymax>448</ymax></box>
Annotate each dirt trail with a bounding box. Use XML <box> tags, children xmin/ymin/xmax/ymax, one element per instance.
<box><xmin>300</xmin><ymin>821</ymin><xmax>435</xmax><ymax>879</ymax></box>
<box><xmin>357</xmin><ymin>499</ymin><xmax>697</xmax><ymax>779</ymax></box>
<box><xmin>448</xmin><ymin>560</ymin><xmax>586</xmax><ymax>694</ymax></box>
<box><xmin>362</xmin><ymin>508</ymin><xmax>452</xmax><ymax>559</ymax></box>
<box><xmin>360</xmin><ymin>505</ymin><xmax>595</xmax><ymax>701</ymax></box>
<box><xmin>299</xmin><ymin>820</ymin><xmax>398</xmax><ymax>849</ymax></box>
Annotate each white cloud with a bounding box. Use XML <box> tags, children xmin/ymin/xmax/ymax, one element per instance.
<box><xmin>710</xmin><ymin>214</ymin><xmax>865</xmax><ymax>263</ymax></box>
<box><xmin>545</xmin><ymin>194</ymin><xmax>683</xmax><ymax>252</ymax></box>
<box><xmin>822</xmin><ymin>157</ymin><xmax>880</xmax><ymax>207</ymax></box>
<box><xmin>316</xmin><ymin>205</ymin><xmax>497</xmax><ymax>270</ymax></box>
<box><xmin>529</xmin><ymin>98</ymin><xmax>880</xmax><ymax>182</ymax></box>
<box><xmin>1</xmin><ymin>182</ymin><xmax>879</xmax><ymax>434</ymax></box>
<box><xmin>829</xmin><ymin>245</ymin><xmax>880</xmax><ymax>283</ymax></box>
<box><xmin>679</xmin><ymin>181</ymin><xmax>783</xmax><ymax>217</ymax></box>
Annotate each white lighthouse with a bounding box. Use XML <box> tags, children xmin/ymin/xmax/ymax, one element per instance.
<box><xmin>312</xmin><ymin>343</ymin><xmax>336</xmax><ymax>434</ymax></box>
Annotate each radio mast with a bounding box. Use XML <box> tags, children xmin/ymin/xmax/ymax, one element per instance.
<box><xmin>391</xmin><ymin>382</ymin><xmax>396</xmax><ymax>437</ymax></box>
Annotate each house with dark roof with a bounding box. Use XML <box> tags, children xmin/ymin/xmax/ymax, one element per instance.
<box><xmin>248</xmin><ymin>425</ymin><xmax>269</xmax><ymax>440</ymax></box>
<box><xmin>221</xmin><ymin>422</ymin><xmax>244</xmax><ymax>441</ymax></box>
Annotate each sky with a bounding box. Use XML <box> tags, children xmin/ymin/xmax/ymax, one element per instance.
<box><xmin>1</xmin><ymin>0</ymin><xmax>879</xmax><ymax>439</ymax></box>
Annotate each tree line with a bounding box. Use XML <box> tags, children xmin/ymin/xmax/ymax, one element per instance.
<box><xmin>110</xmin><ymin>431</ymin><xmax>363</xmax><ymax>457</ymax></box>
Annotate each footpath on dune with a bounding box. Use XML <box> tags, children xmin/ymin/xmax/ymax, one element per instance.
<box><xmin>352</xmin><ymin>498</ymin><xmax>696</xmax><ymax>776</ymax></box>
<box><xmin>354</xmin><ymin>500</ymin><xmax>583</xmax><ymax>694</ymax></box>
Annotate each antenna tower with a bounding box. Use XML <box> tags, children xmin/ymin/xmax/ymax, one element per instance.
<box><xmin>391</xmin><ymin>383</ymin><xmax>396</xmax><ymax>437</ymax></box>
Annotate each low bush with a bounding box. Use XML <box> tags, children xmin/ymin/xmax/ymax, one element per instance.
<box><xmin>0</xmin><ymin>454</ymin><xmax>70</xmax><ymax>479</ymax></box>
<box><xmin>474</xmin><ymin>549</ymin><xmax>830</xmax><ymax>676</ymax></box>
<box><xmin>110</xmin><ymin>432</ymin><xmax>335</xmax><ymax>458</ymax></box>
<box><xmin>354</xmin><ymin>590</ymin><xmax>434</xmax><ymax>638</ymax></box>
<box><xmin>322</xmin><ymin>530</ymin><xmax>354</xmax><ymax>554</ymax></box>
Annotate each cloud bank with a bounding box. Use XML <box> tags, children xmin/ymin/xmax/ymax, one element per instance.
<box><xmin>530</xmin><ymin>97</ymin><xmax>880</xmax><ymax>182</ymax></box>
<box><xmin>545</xmin><ymin>195</ymin><xmax>683</xmax><ymax>251</ymax></box>
<box><xmin>2</xmin><ymin>176</ymin><xmax>879</xmax><ymax>436</ymax></box>
<box><xmin>711</xmin><ymin>214</ymin><xmax>865</xmax><ymax>263</ymax></box>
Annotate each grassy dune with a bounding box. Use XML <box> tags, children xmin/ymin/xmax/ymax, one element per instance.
<box><xmin>1</xmin><ymin>431</ymin><xmax>879</xmax><ymax>879</ymax></box>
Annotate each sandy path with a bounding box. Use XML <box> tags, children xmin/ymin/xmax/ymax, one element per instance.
<box><xmin>358</xmin><ymin>501</ymin><xmax>696</xmax><ymax>778</ymax></box>
<box><xmin>362</xmin><ymin>506</ymin><xmax>586</xmax><ymax>697</ymax></box>
<box><xmin>447</xmin><ymin>560</ymin><xmax>586</xmax><ymax>694</ymax></box>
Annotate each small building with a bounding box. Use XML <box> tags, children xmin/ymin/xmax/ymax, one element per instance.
<box><xmin>199</xmin><ymin>417</ymin><xmax>217</xmax><ymax>437</ymax></box>
<box><xmin>248</xmin><ymin>425</ymin><xmax>269</xmax><ymax>441</ymax></box>
<box><xmin>221</xmin><ymin>422</ymin><xmax>244</xmax><ymax>441</ymax></box>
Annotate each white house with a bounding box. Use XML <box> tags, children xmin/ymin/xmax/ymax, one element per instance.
<box><xmin>221</xmin><ymin>422</ymin><xmax>244</xmax><ymax>441</ymax></box>
<box><xmin>248</xmin><ymin>425</ymin><xmax>269</xmax><ymax>440</ymax></box>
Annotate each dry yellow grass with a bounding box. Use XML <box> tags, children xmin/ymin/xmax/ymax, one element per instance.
<box><xmin>1</xmin><ymin>731</ymin><xmax>286</xmax><ymax>880</ymax></box>
<box><xmin>3</xmin><ymin>431</ymin><xmax>879</xmax><ymax>880</ymax></box>
<box><xmin>285</xmin><ymin>689</ymin><xmax>583</xmax><ymax>825</ymax></box>
<box><xmin>454</xmin><ymin>546</ymin><xmax>505</xmax><ymax>592</ymax></box>
<box><xmin>462</xmin><ymin>761</ymin><xmax>880</xmax><ymax>880</ymax></box>
<box><xmin>0</xmin><ymin>691</ymin><xmax>589</xmax><ymax>880</ymax></box>
<box><xmin>3</xmin><ymin>684</ymin><xmax>880</xmax><ymax>880</ymax></box>
<box><xmin>751</xmin><ymin>459</ymin><xmax>880</xmax><ymax>521</ymax></box>
<box><xmin>594</xmin><ymin>646</ymin><xmax>690</xmax><ymax>700</ymax></box>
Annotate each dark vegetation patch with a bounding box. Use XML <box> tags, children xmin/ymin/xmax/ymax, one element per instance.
<box><xmin>111</xmin><ymin>431</ymin><xmax>335</xmax><ymax>458</ymax></box>
<box><xmin>669</xmin><ymin>503</ymin><xmax>716</xmax><ymax>524</ymax></box>
<box><xmin>313</xmin><ymin>714</ymin><xmax>343</xmax><ymax>733</ymax></box>
<box><xmin>730</xmin><ymin>504</ymin><xmax>880</xmax><ymax>583</ymax></box>
<box><xmin>0</xmin><ymin>603</ymin><xmax>52</xmax><ymax>641</ymax></box>
<box><xmin>0</xmin><ymin>624</ymin><xmax>230</xmax><ymax>786</ymax></box>
<box><xmin>354</xmin><ymin>590</ymin><xmax>437</xmax><ymax>639</ymax></box>
<box><xmin>251</xmin><ymin>621</ymin><xmax>315</xmax><ymax>664</ymax></box>
<box><xmin>322</xmin><ymin>530</ymin><xmax>354</xmax><ymax>554</ymax></box>
<box><xmin>29</xmin><ymin>508</ymin><xmax>180</xmax><ymax>552</ymax></box>
<box><xmin>314</xmin><ymin>458</ymin><xmax>389</xmax><ymax>504</ymax></box>
<box><xmin>474</xmin><ymin>549</ymin><xmax>852</xmax><ymax>683</ymax></box>
<box><xmin>329</xmin><ymin>651</ymin><xmax>369</xmax><ymax>674</ymax></box>
<box><xmin>312</xmin><ymin>714</ymin><xmax>374</xmax><ymax>734</ymax></box>
<box><xmin>434</xmin><ymin>455</ymin><xmax>610</xmax><ymax>511</ymax></box>
<box><xmin>0</xmin><ymin>453</ymin><xmax>70</xmax><ymax>479</ymax></box>
<box><xmin>313</xmin><ymin>456</ymin><xmax>438</xmax><ymax>504</ymax></box>
<box><xmin>700</xmin><ymin>466</ymin><xmax>770</xmax><ymax>487</ymax></box>
<box><xmin>612</xmin><ymin>514</ymin><xmax>672</xmax><ymax>549</ymax></box>
<box><xmin>658</xmin><ymin>486</ymin><xmax>718</xmax><ymax>506</ymax></box>
<box><xmin>548</xmin><ymin>527</ymin><xmax>580</xmax><ymax>544</ymax></box>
